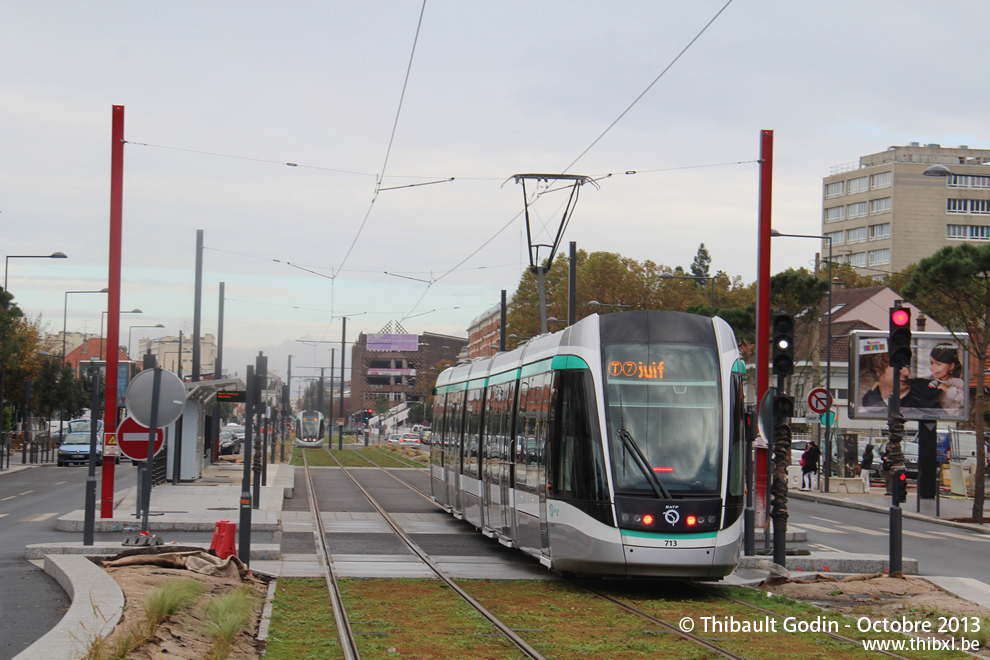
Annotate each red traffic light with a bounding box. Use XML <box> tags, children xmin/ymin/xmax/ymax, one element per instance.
<box><xmin>891</xmin><ymin>308</ymin><xmax>910</xmax><ymax>326</ymax></box>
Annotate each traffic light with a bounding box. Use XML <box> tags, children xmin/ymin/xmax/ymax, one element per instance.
<box><xmin>773</xmin><ymin>392</ymin><xmax>794</xmax><ymax>419</ymax></box>
<box><xmin>889</xmin><ymin>306</ymin><xmax>912</xmax><ymax>368</ymax></box>
<box><xmin>772</xmin><ymin>313</ymin><xmax>795</xmax><ymax>376</ymax></box>
<box><xmin>366</xmin><ymin>408</ymin><xmax>373</xmax><ymax>422</ymax></box>
<box><xmin>892</xmin><ymin>467</ymin><xmax>908</xmax><ymax>505</ymax></box>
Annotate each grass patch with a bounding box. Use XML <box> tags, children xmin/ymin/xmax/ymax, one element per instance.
<box><xmin>203</xmin><ymin>585</ymin><xmax>259</xmax><ymax>659</ymax></box>
<box><xmin>339</xmin><ymin>578</ymin><xmax>516</xmax><ymax>658</ymax></box>
<box><xmin>82</xmin><ymin>578</ymin><xmax>207</xmax><ymax>659</ymax></box>
<box><xmin>264</xmin><ymin>578</ymin><xmax>341</xmax><ymax>659</ymax></box>
<box><xmin>291</xmin><ymin>448</ymin><xmax>336</xmax><ymax>467</ymax></box>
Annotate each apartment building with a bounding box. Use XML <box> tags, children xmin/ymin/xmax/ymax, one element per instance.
<box><xmin>822</xmin><ymin>144</ymin><xmax>990</xmax><ymax>275</ymax></box>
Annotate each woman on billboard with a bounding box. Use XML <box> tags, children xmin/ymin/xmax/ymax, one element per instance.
<box><xmin>927</xmin><ymin>343</ymin><xmax>965</xmax><ymax>415</ymax></box>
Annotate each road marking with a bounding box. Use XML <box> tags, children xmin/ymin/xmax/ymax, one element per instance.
<box><xmin>809</xmin><ymin>543</ymin><xmax>843</xmax><ymax>552</ymax></box>
<box><xmin>18</xmin><ymin>512</ymin><xmax>59</xmax><ymax>522</ymax></box>
<box><xmin>0</xmin><ymin>496</ymin><xmax>15</xmax><ymax>501</ymax></box>
<box><xmin>930</xmin><ymin>530</ymin><xmax>990</xmax><ymax>543</ymax></box>
<box><xmin>794</xmin><ymin>523</ymin><xmax>846</xmax><ymax>534</ymax></box>
<box><xmin>18</xmin><ymin>491</ymin><xmax>33</xmax><ymax>496</ymax></box>
<box><xmin>843</xmin><ymin>524</ymin><xmax>888</xmax><ymax>537</ymax></box>
<box><xmin>809</xmin><ymin>515</ymin><xmax>842</xmax><ymax>524</ymax></box>
<box><xmin>55</xmin><ymin>481</ymin><xmax>68</xmax><ymax>485</ymax></box>
<box><xmin>0</xmin><ymin>514</ymin><xmax>8</xmax><ymax>519</ymax></box>
<box><xmin>893</xmin><ymin>529</ymin><xmax>941</xmax><ymax>539</ymax></box>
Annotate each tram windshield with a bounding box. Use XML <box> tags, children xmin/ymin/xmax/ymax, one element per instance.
<box><xmin>299</xmin><ymin>412</ymin><xmax>321</xmax><ymax>438</ymax></box>
<box><xmin>604</xmin><ymin>343</ymin><xmax>721</xmax><ymax>495</ymax></box>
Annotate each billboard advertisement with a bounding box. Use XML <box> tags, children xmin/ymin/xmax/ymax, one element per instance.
<box><xmin>367</xmin><ymin>334</ymin><xmax>419</xmax><ymax>351</ymax></box>
<box><xmin>848</xmin><ymin>331</ymin><xmax>969</xmax><ymax>421</ymax></box>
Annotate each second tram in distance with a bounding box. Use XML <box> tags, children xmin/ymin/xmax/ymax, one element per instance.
<box><xmin>295</xmin><ymin>410</ymin><xmax>326</xmax><ymax>448</ymax></box>
<box><xmin>430</xmin><ymin>310</ymin><xmax>747</xmax><ymax>579</ymax></box>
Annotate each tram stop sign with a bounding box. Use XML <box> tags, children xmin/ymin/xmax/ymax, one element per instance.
<box><xmin>126</xmin><ymin>367</ymin><xmax>186</xmax><ymax>428</ymax></box>
<box><xmin>117</xmin><ymin>415</ymin><xmax>165</xmax><ymax>462</ymax></box>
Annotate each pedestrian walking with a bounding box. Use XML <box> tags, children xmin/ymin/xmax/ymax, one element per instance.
<box><xmin>801</xmin><ymin>441</ymin><xmax>821</xmax><ymax>491</ymax></box>
<box><xmin>860</xmin><ymin>444</ymin><xmax>874</xmax><ymax>490</ymax></box>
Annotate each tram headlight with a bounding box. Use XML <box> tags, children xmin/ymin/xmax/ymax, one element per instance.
<box><xmin>642</xmin><ymin>514</ymin><xmax>654</xmax><ymax>525</ymax></box>
<box><xmin>686</xmin><ymin>515</ymin><xmax>697</xmax><ymax>526</ymax></box>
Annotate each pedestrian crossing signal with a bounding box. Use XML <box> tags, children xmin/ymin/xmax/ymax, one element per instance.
<box><xmin>889</xmin><ymin>306</ymin><xmax>912</xmax><ymax>368</ymax></box>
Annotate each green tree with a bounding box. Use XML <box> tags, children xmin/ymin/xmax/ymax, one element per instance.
<box><xmin>902</xmin><ymin>243</ymin><xmax>989</xmax><ymax>522</ymax></box>
<box><xmin>691</xmin><ymin>243</ymin><xmax>712</xmax><ymax>280</ymax></box>
<box><xmin>33</xmin><ymin>359</ymin><xmax>89</xmax><ymax>425</ymax></box>
<box><xmin>373</xmin><ymin>394</ymin><xmax>390</xmax><ymax>419</ymax></box>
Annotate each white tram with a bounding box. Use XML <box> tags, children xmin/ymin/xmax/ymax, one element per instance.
<box><xmin>295</xmin><ymin>410</ymin><xmax>326</xmax><ymax>448</ymax></box>
<box><xmin>430</xmin><ymin>311</ymin><xmax>747</xmax><ymax>579</ymax></box>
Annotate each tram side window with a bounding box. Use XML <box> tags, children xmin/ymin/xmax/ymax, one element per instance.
<box><xmin>515</xmin><ymin>377</ymin><xmax>538</xmax><ymax>493</ymax></box>
<box><xmin>553</xmin><ymin>371</ymin><xmax>608</xmax><ymax>502</ymax></box>
<box><xmin>464</xmin><ymin>387</ymin><xmax>483</xmax><ymax>479</ymax></box>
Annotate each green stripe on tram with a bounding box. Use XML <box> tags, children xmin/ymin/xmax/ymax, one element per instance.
<box><xmin>551</xmin><ymin>355</ymin><xmax>590</xmax><ymax>370</ymax></box>
<box><xmin>621</xmin><ymin>530</ymin><xmax>717</xmax><ymax>540</ymax></box>
<box><xmin>488</xmin><ymin>369</ymin><xmax>520</xmax><ymax>386</ymax></box>
<box><xmin>438</xmin><ymin>355</ymin><xmax>589</xmax><ymax>392</ymax></box>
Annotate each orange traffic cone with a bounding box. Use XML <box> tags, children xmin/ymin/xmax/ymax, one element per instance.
<box><xmin>209</xmin><ymin>519</ymin><xmax>237</xmax><ymax>559</ymax></box>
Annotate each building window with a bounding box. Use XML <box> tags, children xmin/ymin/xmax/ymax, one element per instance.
<box><xmin>848</xmin><ymin>252</ymin><xmax>866</xmax><ymax>268</ymax></box>
<box><xmin>974</xmin><ymin>226</ymin><xmax>990</xmax><ymax>240</ymax></box>
<box><xmin>825</xmin><ymin>181</ymin><xmax>845</xmax><ymax>198</ymax></box>
<box><xmin>869</xmin><ymin>197</ymin><xmax>891</xmax><ymax>215</ymax></box>
<box><xmin>870</xmin><ymin>171</ymin><xmax>892</xmax><ymax>189</ymax></box>
<box><xmin>949</xmin><ymin>174</ymin><xmax>990</xmax><ymax>189</ymax></box>
<box><xmin>846</xmin><ymin>226</ymin><xmax>868</xmax><ymax>244</ymax></box>
<box><xmin>824</xmin><ymin>206</ymin><xmax>845</xmax><ymax>223</ymax></box>
<box><xmin>825</xmin><ymin>230</ymin><xmax>844</xmax><ymax>246</ymax></box>
<box><xmin>848</xmin><ymin>176</ymin><xmax>869</xmax><ymax>194</ymax></box>
<box><xmin>947</xmin><ymin>224</ymin><xmax>968</xmax><ymax>239</ymax></box>
<box><xmin>868</xmin><ymin>249</ymin><xmax>890</xmax><ymax>266</ymax></box>
<box><xmin>948</xmin><ymin>198</ymin><xmax>990</xmax><ymax>215</ymax></box>
<box><xmin>869</xmin><ymin>223</ymin><xmax>890</xmax><ymax>240</ymax></box>
<box><xmin>847</xmin><ymin>202</ymin><xmax>868</xmax><ymax>219</ymax></box>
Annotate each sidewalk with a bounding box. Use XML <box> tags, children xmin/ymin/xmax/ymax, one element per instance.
<box><xmin>790</xmin><ymin>482</ymin><xmax>989</xmax><ymax>533</ymax></box>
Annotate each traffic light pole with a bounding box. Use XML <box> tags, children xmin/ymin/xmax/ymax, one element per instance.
<box><xmin>887</xmin><ymin>303</ymin><xmax>911</xmax><ymax>575</ymax></box>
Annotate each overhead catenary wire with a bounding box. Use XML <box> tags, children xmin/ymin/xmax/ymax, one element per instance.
<box><xmin>335</xmin><ymin>0</ymin><xmax>428</xmax><ymax>276</ymax></box>
<box><xmin>562</xmin><ymin>0</ymin><xmax>735</xmax><ymax>173</ymax></box>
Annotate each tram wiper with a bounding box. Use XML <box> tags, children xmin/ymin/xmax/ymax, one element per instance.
<box><xmin>616</xmin><ymin>427</ymin><xmax>671</xmax><ymax>499</ymax></box>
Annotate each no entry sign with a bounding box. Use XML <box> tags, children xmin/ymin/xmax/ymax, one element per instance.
<box><xmin>807</xmin><ymin>387</ymin><xmax>832</xmax><ymax>414</ymax></box>
<box><xmin>117</xmin><ymin>415</ymin><xmax>165</xmax><ymax>461</ymax></box>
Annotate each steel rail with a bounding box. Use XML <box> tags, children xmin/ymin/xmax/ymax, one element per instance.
<box><xmin>322</xmin><ymin>449</ymin><xmax>546</xmax><ymax>660</ymax></box>
<box><xmin>301</xmin><ymin>450</ymin><xmax>361</xmax><ymax>659</ymax></box>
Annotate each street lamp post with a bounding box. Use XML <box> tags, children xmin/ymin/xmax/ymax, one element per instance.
<box><xmin>1</xmin><ymin>252</ymin><xmax>69</xmax><ymax>436</ymax></box>
<box><xmin>100</xmin><ymin>309</ymin><xmax>142</xmax><ymax>360</ymax></box>
<box><xmin>771</xmin><ymin>229</ymin><xmax>833</xmax><ymax>492</ymax></box>
<box><xmin>61</xmin><ymin>288</ymin><xmax>108</xmax><ymax>444</ymax></box>
<box><xmin>63</xmin><ymin>289</ymin><xmax>109</xmax><ymax>365</ymax></box>
<box><xmin>128</xmin><ymin>324</ymin><xmax>165</xmax><ymax>360</ymax></box>
<box><xmin>659</xmin><ymin>272</ymin><xmax>716</xmax><ymax>315</ymax></box>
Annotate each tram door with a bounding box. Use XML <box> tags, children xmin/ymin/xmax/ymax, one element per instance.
<box><xmin>445</xmin><ymin>391</ymin><xmax>464</xmax><ymax>513</ymax></box>
<box><xmin>539</xmin><ymin>376</ymin><xmax>558</xmax><ymax>559</ymax></box>
<box><xmin>483</xmin><ymin>381</ymin><xmax>515</xmax><ymax>539</ymax></box>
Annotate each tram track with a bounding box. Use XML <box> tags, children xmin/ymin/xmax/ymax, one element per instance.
<box><xmin>305</xmin><ymin>447</ymin><xmax>546</xmax><ymax>659</ymax></box>
<box><xmin>308</xmin><ymin>447</ymin><xmax>769</xmax><ymax>659</ymax></box>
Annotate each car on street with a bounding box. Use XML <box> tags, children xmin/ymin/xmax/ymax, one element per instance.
<box><xmin>386</xmin><ymin>433</ymin><xmax>402</xmax><ymax>445</ymax></box>
<box><xmin>399</xmin><ymin>432</ymin><xmax>422</xmax><ymax>447</ymax></box>
<box><xmin>57</xmin><ymin>431</ymin><xmax>105</xmax><ymax>466</ymax></box>
<box><xmin>218</xmin><ymin>430</ymin><xmax>241</xmax><ymax>455</ymax></box>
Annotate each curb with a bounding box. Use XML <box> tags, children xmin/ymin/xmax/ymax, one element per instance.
<box><xmin>13</xmin><ymin>555</ymin><xmax>125</xmax><ymax>660</ymax></box>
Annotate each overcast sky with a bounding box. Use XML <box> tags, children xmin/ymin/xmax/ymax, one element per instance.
<box><xmin>3</xmin><ymin>1</ymin><xmax>987</xmax><ymax>378</ymax></box>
